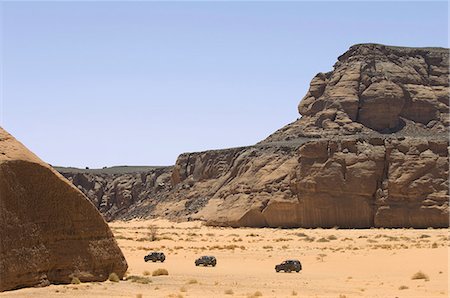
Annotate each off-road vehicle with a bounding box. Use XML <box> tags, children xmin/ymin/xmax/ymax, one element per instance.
<box><xmin>144</xmin><ymin>252</ymin><xmax>166</xmax><ymax>262</ymax></box>
<box><xmin>195</xmin><ymin>256</ymin><xmax>217</xmax><ymax>267</ymax></box>
<box><xmin>275</xmin><ymin>259</ymin><xmax>302</xmax><ymax>273</ymax></box>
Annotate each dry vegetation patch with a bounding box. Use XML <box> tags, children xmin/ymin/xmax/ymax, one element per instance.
<box><xmin>411</xmin><ymin>271</ymin><xmax>429</xmax><ymax>281</ymax></box>
<box><xmin>108</xmin><ymin>273</ymin><xmax>120</xmax><ymax>282</ymax></box>
<box><xmin>152</xmin><ymin>268</ymin><xmax>169</xmax><ymax>276</ymax></box>
<box><xmin>126</xmin><ymin>275</ymin><xmax>152</xmax><ymax>284</ymax></box>
<box><xmin>187</xmin><ymin>279</ymin><xmax>198</xmax><ymax>284</ymax></box>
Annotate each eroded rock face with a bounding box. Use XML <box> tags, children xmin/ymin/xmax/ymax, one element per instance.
<box><xmin>267</xmin><ymin>44</ymin><xmax>449</xmax><ymax>142</ymax></box>
<box><xmin>0</xmin><ymin>128</ymin><xmax>127</xmax><ymax>292</ymax></box>
<box><xmin>58</xmin><ymin>44</ymin><xmax>449</xmax><ymax>228</ymax></box>
<box><xmin>58</xmin><ymin>167</ymin><xmax>173</xmax><ymax>221</ymax></box>
<box><xmin>300</xmin><ymin>44</ymin><xmax>448</xmax><ymax>132</ymax></box>
<box><xmin>165</xmin><ymin>136</ymin><xmax>448</xmax><ymax>228</ymax></box>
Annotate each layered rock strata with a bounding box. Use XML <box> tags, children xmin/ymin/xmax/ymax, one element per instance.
<box><xmin>57</xmin><ymin>167</ymin><xmax>172</xmax><ymax>221</ymax></box>
<box><xmin>166</xmin><ymin>135</ymin><xmax>448</xmax><ymax>228</ymax></box>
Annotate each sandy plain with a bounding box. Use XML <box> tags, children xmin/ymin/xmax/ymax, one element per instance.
<box><xmin>1</xmin><ymin>219</ymin><xmax>448</xmax><ymax>298</ymax></box>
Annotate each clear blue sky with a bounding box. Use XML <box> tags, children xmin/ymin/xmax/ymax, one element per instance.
<box><xmin>1</xmin><ymin>1</ymin><xmax>448</xmax><ymax>167</ymax></box>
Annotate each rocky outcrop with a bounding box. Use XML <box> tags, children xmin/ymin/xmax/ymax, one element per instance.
<box><xmin>0</xmin><ymin>128</ymin><xmax>127</xmax><ymax>292</ymax></box>
<box><xmin>165</xmin><ymin>135</ymin><xmax>448</xmax><ymax>228</ymax></box>
<box><xmin>57</xmin><ymin>167</ymin><xmax>173</xmax><ymax>221</ymax></box>
<box><xmin>167</xmin><ymin>44</ymin><xmax>449</xmax><ymax>228</ymax></box>
<box><xmin>58</xmin><ymin>44</ymin><xmax>449</xmax><ymax>228</ymax></box>
<box><xmin>265</xmin><ymin>44</ymin><xmax>449</xmax><ymax>142</ymax></box>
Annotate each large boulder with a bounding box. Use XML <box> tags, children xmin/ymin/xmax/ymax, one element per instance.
<box><xmin>0</xmin><ymin>128</ymin><xmax>127</xmax><ymax>292</ymax></box>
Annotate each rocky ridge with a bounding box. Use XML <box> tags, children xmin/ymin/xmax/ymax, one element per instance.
<box><xmin>58</xmin><ymin>44</ymin><xmax>449</xmax><ymax>228</ymax></box>
<box><xmin>57</xmin><ymin>166</ymin><xmax>173</xmax><ymax>221</ymax></box>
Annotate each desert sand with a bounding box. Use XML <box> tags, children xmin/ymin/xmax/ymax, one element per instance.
<box><xmin>1</xmin><ymin>219</ymin><xmax>448</xmax><ymax>298</ymax></box>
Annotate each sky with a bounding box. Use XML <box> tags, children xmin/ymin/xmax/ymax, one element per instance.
<box><xmin>1</xmin><ymin>1</ymin><xmax>448</xmax><ymax>168</ymax></box>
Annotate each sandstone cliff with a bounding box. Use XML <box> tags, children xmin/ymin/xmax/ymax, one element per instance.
<box><xmin>59</xmin><ymin>44</ymin><xmax>449</xmax><ymax>228</ymax></box>
<box><xmin>57</xmin><ymin>166</ymin><xmax>173</xmax><ymax>221</ymax></box>
<box><xmin>0</xmin><ymin>128</ymin><xmax>128</xmax><ymax>292</ymax></box>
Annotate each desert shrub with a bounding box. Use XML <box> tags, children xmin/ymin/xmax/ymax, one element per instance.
<box><xmin>127</xmin><ymin>275</ymin><xmax>151</xmax><ymax>284</ymax></box>
<box><xmin>159</xmin><ymin>236</ymin><xmax>174</xmax><ymax>241</ymax></box>
<box><xmin>304</xmin><ymin>236</ymin><xmax>316</xmax><ymax>242</ymax></box>
<box><xmin>386</xmin><ymin>236</ymin><xmax>399</xmax><ymax>241</ymax></box>
<box><xmin>291</xmin><ymin>290</ymin><xmax>298</xmax><ymax>296</ymax></box>
<box><xmin>253</xmin><ymin>291</ymin><xmax>263</xmax><ymax>296</ymax></box>
<box><xmin>431</xmin><ymin>242</ymin><xmax>438</xmax><ymax>248</ymax></box>
<box><xmin>225</xmin><ymin>244</ymin><xmax>239</xmax><ymax>250</ymax></box>
<box><xmin>327</xmin><ymin>235</ymin><xmax>338</xmax><ymax>240</ymax></box>
<box><xmin>224</xmin><ymin>289</ymin><xmax>234</xmax><ymax>295</ymax></box>
<box><xmin>152</xmin><ymin>268</ymin><xmax>169</xmax><ymax>276</ymax></box>
<box><xmin>398</xmin><ymin>285</ymin><xmax>409</xmax><ymax>290</ymax></box>
<box><xmin>316</xmin><ymin>237</ymin><xmax>330</xmax><ymax>243</ymax></box>
<box><xmin>187</xmin><ymin>279</ymin><xmax>198</xmax><ymax>284</ymax></box>
<box><xmin>71</xmin><ymin>277</ymin><xmax>81</xmax><ymax>284</ymax></box>
<box><xmin>108</xmin><ymin>272</ymin><xmax>120</xmax><ymax>282</ymax></box>
<box><xmin>411</xmin><ymin>271</ymin><xmax>429</xmax><ymax>281</ymax></box>
<box><xmin>274</xmin><ymin>238</ymin><xmax>292</xmax><ymax>242</ymax></box>
<box><xmin>136</xmin><ymin>294</ymin><xmax>143</xmax><ymax>298</ymax></box>
<box><xmin>143</xmin><ymin>270</ymin><xmax>151</xmax><ymax>276</ymax></box>
<box><xmin>180</xmin><ymin>286</ymin><xmax>187</xmax><ymax>292</ymax></box>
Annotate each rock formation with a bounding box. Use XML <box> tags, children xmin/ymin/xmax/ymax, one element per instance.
<box><xmin>57</xmin><ymin>166</ymin><xmax>173</xmax><ymax>221</ymax></box>
<box><xmin>59</xmin><ymin>44</ymin><xmax>449</xmax><ymax>228</ymax></box>
<box><xmin>0</xmin><ymin>128</ymin><xmax>127</xmax><ymax>292</ymax></box>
